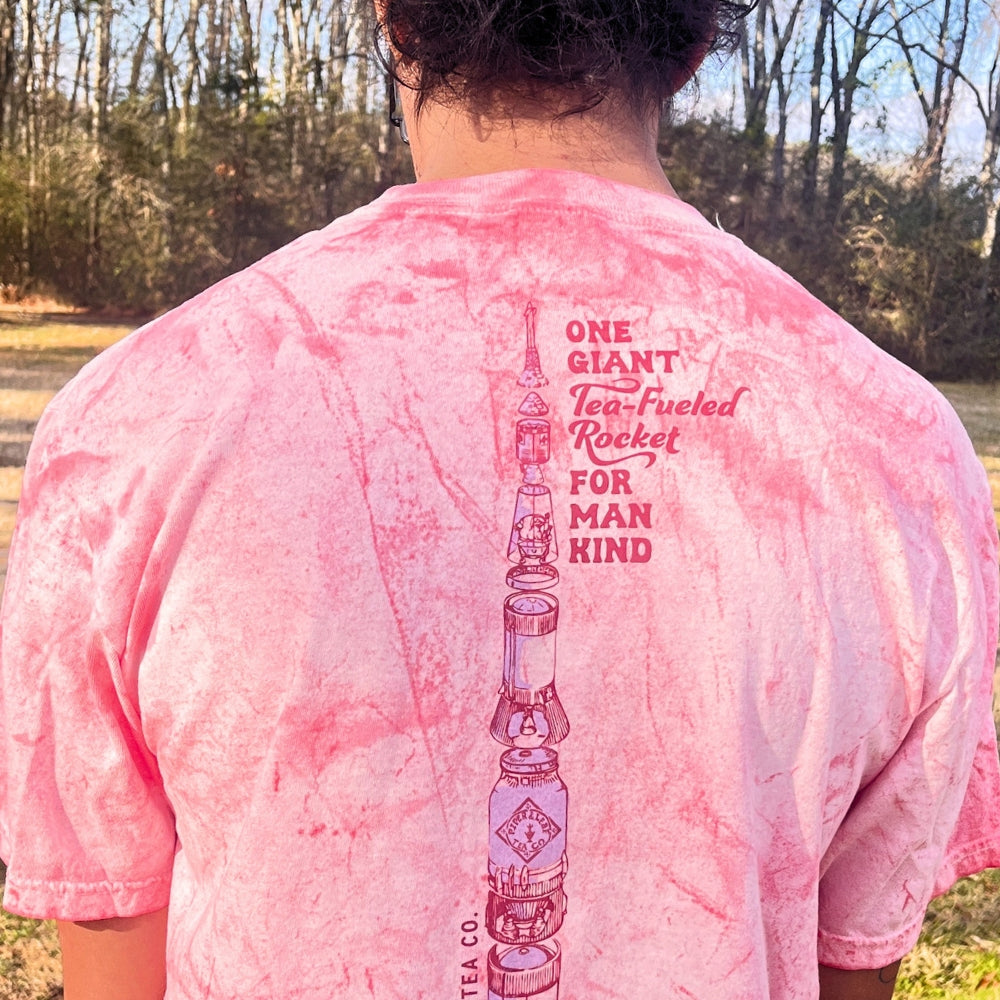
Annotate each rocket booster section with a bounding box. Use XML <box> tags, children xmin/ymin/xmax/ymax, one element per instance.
<box><xmin>487</xmin><ymin>303</ymin><xmax>567</xmax><ymax>1000</ymax></box>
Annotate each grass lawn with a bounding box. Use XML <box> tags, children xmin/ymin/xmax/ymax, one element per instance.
<box><xmin>896</xmin><ymin>870</ymin><xmax>1000</xmax><ymax>999</ymax></box>
<box><xmin>0</xmin><ymin>317</ymin><xmax>134</xmax><ymax>353</ymax></box>
<box><xmin>0</xmin><ymin>902</ymin><xmax>59</xmax><ymax>1000</ymax></box>
<box><xmin>935</xmin><ymin>383</ymin><xmax>1000</xmax><ymax>458</ymax></box>
<box><xmin>0</xmin><ymin>330</ymin><xmax>998</xmax><ymax>999</ymax></box>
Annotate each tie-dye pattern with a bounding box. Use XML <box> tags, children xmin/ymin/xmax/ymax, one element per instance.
<box><xmin>1</xmin><ymin>170</ymin><xmax>998</xmax><ymax>999</ymax></box>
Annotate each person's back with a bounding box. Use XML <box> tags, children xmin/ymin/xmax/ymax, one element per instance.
<box><xmin>2</xmin><ymin>3</ymin><xmax>999</xmax><ymax>999</ymax></box>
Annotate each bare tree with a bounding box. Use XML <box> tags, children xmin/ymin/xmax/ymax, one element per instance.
<box><xmin>890</xmin><ymin>0</ymin><xmax>971</xmax><ymax>193</ymax></box>
<box><xmin>802</xmin><ymin>0</ymin><xmax>833</xmax><ymax>215</ymax></box>
<box><xmin>153</xmin><ymin>0</ymin><xmax>174</xmax><ymax>175</ymax></box>
<box><xmin>280</xmin><ymin>0</ymin><xmax>308</xmax><ymax>176</ymax></box>
<box><xmin>178</xmin><ymin>0</ymin><xmax>202</xmax><ymax>137</ymax></box>
<box><xmin>741</xmin><ymin>0</ymin><xmax>806</xmax><ymax>139</ymax></box>
<box><xmin>17</xmin><ymin>0</ymin><xmax>42</xmax><ymax>286</ymax></box>
<box><xmin>84</xmin><ymin>0</ymin><xmax>113</xmax><ymax>296</ymax></box>
<box><xmin>975</xmin><ymin>25</ymin><xmax>1000</xmax><ymax>256</ymax></box>
<box><xmin>771</xmin><ymin>1</ymin><xmax>808</xmax><ymax>213</ymax></box>
<box><xmin>67</xmin><ymin>0</ymin><xmax>92</xmax><ymax>123</ymax></box>
<box><xmin>825</xmin><ymin>0</ymin><xmax>891</xmax><ymax>222</ymax></box>
<box><xmin>938</xmin><ymin>2</ymin><xmax>1000</xmax><ymax>257</ymax></box>
<box><xmin>90</xmin><ymin>0</ymin><xmax>112</xmax><ymax>140</ymax></box>
<box><xmin>326</xmin><ymin>0</ymin><xmax>352</xmax><ymax>102</ymax></box>
<box><xmin>737</xmin><ymin>0</ymin><xmax>806</xmax><ymax>232</ymax></box>
<box><xmin>35</xmin><ymin>0</ymin><xmax>64</xmax><ymax>143</ymax></box>
<box><xmin>0</xmin><ymin>0</ymin><xmax>15</xmax><ymax>151</ymax></box>
<box><xmin>232</xmin><ymin>0</ymin><xmax>261</xmax><ymax>107</ymax></box>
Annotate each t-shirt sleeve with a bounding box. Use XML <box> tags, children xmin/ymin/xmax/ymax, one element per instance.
<box><xmin>0</xmin><ymin>373</ymin><xmax>176</xmax><ymax>921</ymax></box>
<box><xmin>816</xmin><ymin>423</ymin><xmax>1000</xmax><ymax>970</ymax></box>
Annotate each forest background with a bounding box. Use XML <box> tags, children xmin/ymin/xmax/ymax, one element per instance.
<box><xmin>1</xmin><ymin>0</ymin><xmax>1000</xmax><ymax>380</ymax></box>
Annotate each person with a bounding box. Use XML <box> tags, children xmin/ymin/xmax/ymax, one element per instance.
<box><xmin>2</xmin><ymin>0</ymin><xmax>999</xmax><ymax>998</ymax></box>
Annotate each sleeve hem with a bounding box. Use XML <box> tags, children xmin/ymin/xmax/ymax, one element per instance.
<box><xmin>816</xmin><ymin>916</ymin><xmax>925</xmax><ymax>971</ymax></box>
<box><xmin>2</xmin><ymin>870</ymin><xmax>172</xmax><ymax>921</ymax></box>
<box><xmin>818</xmin><ymin>841</ymin><xmax>1000</xmax><ymax>970</ymax></box>
<box><xmin>932</xmin><ymin>838</ymin><xmax>1000</xmax><ymax>898</ymax></box>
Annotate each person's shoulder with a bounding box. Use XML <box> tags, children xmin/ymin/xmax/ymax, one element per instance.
<box><xmin>36</xmin><ymin>286</ymin><xmax>245</xmax><ymax>453</ymax></box>
<box><xmin>38</xmin><ymin>210</ymin><xmax>372</xmax><ymax>433</ymax></box>
<box><xmin>673</xmin><ymin>216</ymin><xmax>961</xmax><ymax>444</ymax></box>
<box><xmin>638</xmin><ymin>206</ymin><xmax>985</xmax><ymax>500</ymax></box>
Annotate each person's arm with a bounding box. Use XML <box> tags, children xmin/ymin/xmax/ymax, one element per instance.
<box><xmin>57</xmin><ymin>907</ymin><xmax>169</xmax><ymax>1000</ymax></box>
<box><xmin>818</xmin><ymin>960</ymin><xmax>901</xmax><ymax>1000</ymax></box>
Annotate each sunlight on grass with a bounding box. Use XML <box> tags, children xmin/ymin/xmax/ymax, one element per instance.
<box><xmin>0</xmin><ymin>391</ymin><xmax>55</xmax><ymax>421</ymax></box>
<box><xmin>0</xmin><ymin>468</ymin><xmax>22</xmax><ymax>502</ymax></box>
<box><xmin>936</xmin><ymin>383</ymin><xmax>1000</xmax><ymax>458</ymax></box>
<box><xmin>0</xmin><ymin>470</ymin><xmax>22</xmax><ymax>549</ymax></box>
<box><xmin>896</xmin><ymin>870</ymin><xmax>1000</xmax><ymax>998</ymax></box>
<box><xmin>980</xmin><ymin>457</ymin><xmax>1000</xmax><ymax>532</ymax></box>
<box><xmin>0</xmin><ymin>907</ymin><xmax>61</xmax><ymax>1000</ymax></box>
<box><xmin>897</xmin><ymin>947</ymin><xmax>1000</xmax><ymax>999</ymax></box>
<box><xmin>936</xmin><ymin>385</ymin><xmax>1000</xmax><ymax>530</ymax></box>
<box><xmin>0</xmin><ymin>506</ymin><xmax>15</xmax><ymax>550</ymax></box>
<box><xmin>0</xmin><ymin>322</ymin><xmax>133</xmax><ymax>351</ymax></box>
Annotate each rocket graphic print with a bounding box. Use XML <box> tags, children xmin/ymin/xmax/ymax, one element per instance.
<box><xmin>486</xmin><ymin>303</ymin><xmax>567</xmax><ymax>1000</ymax></box>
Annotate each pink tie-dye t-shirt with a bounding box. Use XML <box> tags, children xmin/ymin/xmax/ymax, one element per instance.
<box><xmin>2</xmin><ymin>170</ymin><xmax>999</xmax><ymax>1000</ymax></box>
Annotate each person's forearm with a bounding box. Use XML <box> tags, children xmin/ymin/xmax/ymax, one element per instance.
<box><xmin>57</xmin><ymin>907</ymin><xmax>168</xmax><ymax>1000</ymax></box>
<box><xmin>819</xmin><ymin>960</ymin><xmax>901</xmax><ymax>1000</ymax></box>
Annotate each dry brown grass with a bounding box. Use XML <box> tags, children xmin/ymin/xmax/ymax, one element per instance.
<box><xmin>936</xmin><ymin>383</ymin><xmax>1000</xmax><ymax>458</ymax></box>
<box><xmin>0</xmin><ymin>392</ymin><xmax>54</xmax><ymax>422</ymax></box>
<box><xmin>0</xmin><ymin>907</ymin><xmax>61</xmax><ymax>1000</ymax></box>
<box><xmin>0</xmin><ymin>326</ymin><xmax>130</xmax><ymax>352</ymax></box>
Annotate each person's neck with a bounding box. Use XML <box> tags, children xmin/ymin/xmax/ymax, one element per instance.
<box><xmin>402</xmin><ymin>95</ymin><xmax>678</xmax><ymax>198</ymax></box>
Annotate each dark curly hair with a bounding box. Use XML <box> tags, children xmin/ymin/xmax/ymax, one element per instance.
<box><xmin>374</xmin><ymin>0</ymin><xmax>754</xmax><ymax>118</ymax></box>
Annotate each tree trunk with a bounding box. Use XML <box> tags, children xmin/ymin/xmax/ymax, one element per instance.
<box><xmin>769</xmin><ymin>55</ymin><xmax>790</xmax><ymax>220</ymax></box>
<box><xmin>129</xmin><ymin>17</ymin><xmax>153</xmax><ymax>98</ymax></box>
<box><xmin>738</xmin><ymin>0</ymin><xmax>803</xmax><ymax>236</ymax></box>
<box><xmin>890</xmin><ymin>0</ymin><xmax>969</xmax><ymax>195</ymax></box>
<box><xmin>802</xmin><ymin>0</ymin><xmax>832</xmax><ymax>217</ymax></box>
<box><xmin>40</xmin><ymin>0</ymin><xmax>67</xmax><ymax>140</ymax></box>
<box><xmin>68</xmin><ymin>3</ymin><xmax>91</xmax><ymax>124</ymax></box>
<box><xmin>826</xmin><ymin>1</ymin><xmax>887</xmax><ymax>224</ymax></box>
<box><xmin>86</xmin><ymin>0</ymin><xmax>112</xmax><ymax>300</ymax></box>
<box><xmin>233</xmin><ymin>0</ymin><xmax>260</xmax><ymax>108</ymax></box>
<box><xmin>91</xmin><ymin>0</ymin><xmax>111</xmax><ymax>141</ymax></box>
<box><xmin>980</xmin><ymin>118</ymin><xmax>1000</xmax><ymax>259</ymax></box>
<box><xmin>826</xmin><ymin>27</ymin><xmax>848</xmax><ymax>223</ymax></box>
<box><xmin>19</xmin><ymin>0</ymin><xmax>39</xmax><ymax>289</ymax></box>
<box><xmin>740</xmin><ymin>0</ymin><xmax>770</xmax><ymax>143</ymax></box>
<box><xmin>153</xmin><ymin>0</ymin><xmax>173</xmax><ymax>177</ymax></box>
<box><xmin>280</xmin><ymin>0</ymin><xmax>306</xmax><ymax>179</ymax></box>
<box><xmin>327</xmin><ymin>0</ymin><xmax>351</xmax><ymax>107</ymax></box>
<box><xmin>0</xmin><ymin>0</ymin><xmax>17</xmax><ymax>152</ymax></box>
<box><xmin>180</xmin><ymin>0</ymin><xmax>202</xmax><ymax>138</ymax></box>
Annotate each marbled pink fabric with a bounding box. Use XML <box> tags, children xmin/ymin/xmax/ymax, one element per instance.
<box><xmin>2</xmin><ymin>170</ymin><xmax>998</xmax><ymax>999</ymax></box>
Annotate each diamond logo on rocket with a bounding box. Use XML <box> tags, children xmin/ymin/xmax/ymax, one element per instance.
<box><xmin>496</xmin><ymin>798</ymin><xmax>562</xmax><ymax>864</ymax></box>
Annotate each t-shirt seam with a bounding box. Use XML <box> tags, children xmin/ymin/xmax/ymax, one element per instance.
<box><xmin>288</xmin><ymin>187</ymin><xmax>803</xmax><ymax>316</ymax></box>
<box><xmin>816</xmin><ymin>915</ymin><xmax>924</xmax><ymax>949</ymax></box>
<box><xmin>380</xmin><ymin>195</ymin><xmax>720</xmax><ymax>241</ymax></box>
<box><xmin>7</xmin><ymin>871</ymin><xmax>172</xmax><ymax>891</ymax></box>
<box><xmin>942</xmin><ymin>834</ymin><xmax>1000</xmax><ymax>868</ymax></box>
